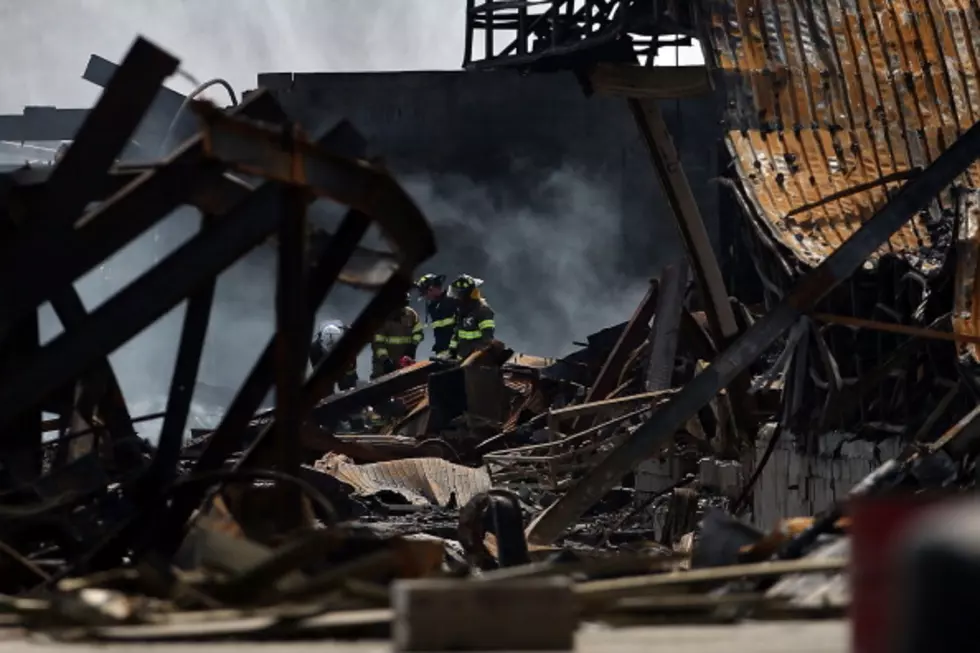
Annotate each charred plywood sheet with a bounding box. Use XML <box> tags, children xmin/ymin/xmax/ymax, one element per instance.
<box><xmin>701</xmin><ymin>0</ymin><xmax>980</xmax><ymax>351</ymax></box>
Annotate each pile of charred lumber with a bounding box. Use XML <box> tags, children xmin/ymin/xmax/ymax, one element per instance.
<box><xmin>3</xmin><ymin>34</ymin><xmax>980</xmax><ymax>651</ymax></box>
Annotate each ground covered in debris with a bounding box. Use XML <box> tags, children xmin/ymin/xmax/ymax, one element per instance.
<box><xmin>6</xmin><ymin>621</ymin><xmax>848</xmax><ymax>653</ymax></box>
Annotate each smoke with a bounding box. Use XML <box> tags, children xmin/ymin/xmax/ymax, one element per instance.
<box><xmin>401</xmin><ymin>166</ymin><xmax>651</xmax><ymax>357</ymax></box>
<box><xmin>3</xmin><ymin>1</ymin><xmax>655</xmax><ymax>442</ymax></box>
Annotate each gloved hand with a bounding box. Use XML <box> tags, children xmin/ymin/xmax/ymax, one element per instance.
<box><xmin>398</xmin><ymin>355</ymin><xmax>415</xmax><ymax>369</ymax></box>
<box><xmin>381</xmin><ymin>357</ymin><xmax>396</xmax><ymax>375</ymax></box>
<box><xmin>433</xmin><ymin>350</ymin><xmax>451</xmax><ymax>360</ymax></box>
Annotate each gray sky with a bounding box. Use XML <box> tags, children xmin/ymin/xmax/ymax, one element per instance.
<box><xmin>0</xmin><ymin>0</ymin><xmax>466</xmax><ymax>113</ymax></box>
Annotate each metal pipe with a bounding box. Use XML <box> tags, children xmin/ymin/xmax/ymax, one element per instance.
<box><xmin>158</xmin><ymin>78</ymin><xmax>238</xmax><ymax>157</ymax></box>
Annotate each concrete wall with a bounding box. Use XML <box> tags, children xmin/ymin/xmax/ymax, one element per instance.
<box><xmin>748</xmin><ymin>429</ymin><xmax>902</xmax><ymax>530</ymax></box>
<box><xmin>260</xmin><ymin>70</ymin><xmax>726</xmax><ymax>357</ymax></box>
<box><xmin>635</xmin><ymin>427</ymin><xmax>903</xmax><ymax>532</ymax></box>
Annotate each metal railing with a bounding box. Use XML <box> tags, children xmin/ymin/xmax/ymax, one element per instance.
<box><xmin>462</xmin><ymin>0</ymin><xmax>695</xmax><ymax>70</ymax></box>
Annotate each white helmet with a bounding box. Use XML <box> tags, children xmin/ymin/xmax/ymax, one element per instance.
<box><xmin>315</xmin><ymin>319</ymin><xmax>346</xmax><ymax>352</ymax></box>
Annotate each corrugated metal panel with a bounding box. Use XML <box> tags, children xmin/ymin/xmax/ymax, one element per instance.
<box><xmin>701</xmin><ymin>0</ymin><xmax>980</xmax><ymax>349</ymax></box>
<box><xmin>394</xmin><ymin>385</ymin><xmax>428</xmax><ymax>411</ymax></box>
<box><xmin>313</xmin><ymin>454</ymin><xmax>491</xmax><ymax>507</ymax></box>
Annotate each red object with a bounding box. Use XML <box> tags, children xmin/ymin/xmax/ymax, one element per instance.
<box><xmin>398</xmin><ymin>356</ymin><xmax>415</xmax><ymax>369</ymax></box>
<box><xmin>850</xmin><ymin>495</ymin><xmax>940</xmax><ymax>653</ymax></box>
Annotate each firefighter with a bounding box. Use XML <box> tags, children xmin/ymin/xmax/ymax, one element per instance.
<box><xmin>448</xmin><ymin>274</ymin><xmax>496</xmax><ymax>360</ymax></box>
<box><xmin>371</xmin><ymin>293</ymin><xmax>423</xmax><ymax>379</ymax></box>
<box><xmin>414</xmin><ymin>273</ymin><xmax>457</xmax><ymax>359</ymax></box>
<box><xmin>309</xmin><ymin>319</ymin><xmax>359</xmax><ymax>391</ymax></box>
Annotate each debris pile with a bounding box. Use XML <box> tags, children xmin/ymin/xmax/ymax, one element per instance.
<box><xmin>4</xmin><ymin>2</ymin><xmax>980</xmax><ymax>647</ymax></box>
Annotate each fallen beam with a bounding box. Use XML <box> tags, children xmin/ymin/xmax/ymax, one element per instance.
<box><xmin>628</xmin><ymin>98</ymin><xmax>738</xmax><ymax>346</ymax></box>
<box><xmin>575</xmin><ymin>558</ymin><xmax>847</xmax><ymax>603</ymax></box>
<box><xmin>572</xmin><ymin>280</ymin><xmax>658</xmax><ymax>431</ymax></box>
<box><xmin>586</xmin><ymin>64</ymin><xmax>711</xmax><ymax>99</ymax></box>
<box><xmin>525</xmin><ymin>116</ymin><xmax>980</xmax><ymax>545</ymax></box>
<box><xmin>273</xmin><ymin>182</ymin><xmax>312</xmax><ymax>528</ymax></box>
<box><xmin>812</xmin><ymin>312</ymin><xmax>980</xmax><ymax>346</ymax></box>
<box><xmin>646</xmin><ymin>261</ymin><xmax>687</xmax><ymax>391</ymax></box>
<box><xmin>385</xmin><ymin>344</ymin><xmax>514</xmax><ymax>435</ymax></box>
<box><xmin>83</xmin><ymin>53</ymin><xmax>187</xmax><ymax>119</ymax></box>
<box><xmin>310</xmin><ymin>362</ymin><xmax>438</xmax><ymax>426</ymax></box>
<box><xmin>627</xmin><ymin>94</ymin><xmax>756</xmax><ymax>440</ymax></box>
<box><xmin>549</xmin><ymin>389</ymin><xmax>675</xmax><ymax>424</ymax></box>
<box><xmin>82</xmin><ymin>53</ymin><xmax>191</xmax><ymax>154</ymax></box>
<box><xmin>393</xmin><ymin>577</ymin><xmax>576</xmax><ymax>652</ymax></box>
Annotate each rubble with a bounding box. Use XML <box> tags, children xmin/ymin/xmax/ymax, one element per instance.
<box><xmin>3</xmin><ymin>1</ymin><xmax>980</xmax><ymax>650</ymax></box>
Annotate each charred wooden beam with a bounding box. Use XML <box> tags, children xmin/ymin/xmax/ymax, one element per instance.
<box><xmin>646</xmin><ymin>261</ymin><xmax>687</xmax><ymax>391</ymax></box>
<box><xmin>274</xmin><ymin>182</ymin><xmax>311</xmax><ymax>529</ymax></box>
<box><xmin>627</xmin><ymin>98</ymin><xmax>738</xmax><ymax>346</ymax></box>
<box><xmin>572</xmin><ymin>280</ymin><xmax>658</xmax><ymax>431</ymax></box>
<box><xmin>586</xmin><ymin>64</ymin><xmax>711</xmax><ymax>99</ymax></box>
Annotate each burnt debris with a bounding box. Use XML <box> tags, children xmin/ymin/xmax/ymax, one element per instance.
<box><xmin>0</xmin><ymin>1</ymin><xmax>979</xmax><ymax>647</ymax></box>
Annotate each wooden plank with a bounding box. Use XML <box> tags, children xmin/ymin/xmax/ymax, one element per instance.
<box><xmin>550</xmin><ymin>389</ymin><xmax>676</xmax><ymax>422</ymax></box>
<box><xmin>588</xmin><ymin>64</ymin><xmax>712</xmax><ymax>99</ymax></box>
<box><xmin>576</xmin><ymin>558</ymin><xmax>848</xmax><ymax>603</ymax></box>
<box><xmin>392</xmin><ymin>577</ymin><xmax>576</xmax><ymax>651</ymax></box>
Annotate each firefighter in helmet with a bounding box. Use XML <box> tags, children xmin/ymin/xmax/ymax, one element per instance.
<box><xmin>309</xmin><ymin>319</ymin><xmax>359</xmax><ymax>391</ymax></box>
<box><xmin>448</xmin><ymin>274</ymin><xmax>495</xmax><ymax>360</ymax></box>
<box><xmin>414</xmin><ymin>273</ymin><xmax>457</xmax><ymax>359</ymax></box>
<box><xmin>371</xmin><ymin>293</ymin><xmax>423</xmax><ymax>379</ymax></box>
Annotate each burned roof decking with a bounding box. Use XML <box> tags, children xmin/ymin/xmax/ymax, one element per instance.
<box><xmin>702</xmin><ymin>0</ymin><xmax>980</xmax><ymax>352</ymax></box>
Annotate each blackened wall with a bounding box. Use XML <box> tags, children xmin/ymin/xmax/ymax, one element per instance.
<box><xmin>260</xmin><ymin>69</ymin><xmax>726</xmax><ymax>356</ymax></box>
